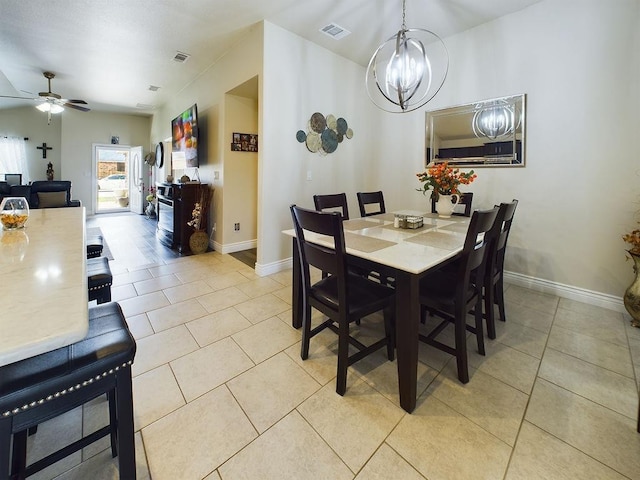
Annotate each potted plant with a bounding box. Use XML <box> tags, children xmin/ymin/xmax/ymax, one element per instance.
<box><xmin>416</xmin><ymin>161</ymin><xmax>477</xmax><ymax>217</ymax></box>
<box><xmin>622</xmin><ymin>224</ymin><xmax>640</xmax><ymax>327</ymax></box>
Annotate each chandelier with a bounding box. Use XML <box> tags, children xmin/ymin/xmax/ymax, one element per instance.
<box><xmin>365</xmin><ymin>0</ymin><xmax>448</xmax><ymax>113</ymax></box>
<box><xmin>472</xmin><ymin>99</ymin><xmax>520</xmax><ymax>140</ymax></box>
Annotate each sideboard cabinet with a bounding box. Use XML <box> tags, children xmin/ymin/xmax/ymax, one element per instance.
<box><xmin>156</xmin><ymin>182</ymin><xmax>207</xmax><ymax>254</ymax></box>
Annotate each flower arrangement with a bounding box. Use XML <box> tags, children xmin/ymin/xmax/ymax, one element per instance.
<box><xmin>146</xmin><ymin>186</ymin><xmax>156</xmax><ymax>203</ymax></box>
<box><xmin>187</xmin><ymin>186</ymin><xmax>212</xmax><ymax>231</ymax></box>
<box><xmin>416</xmin><ymin>161</ymin><xmax>477</xmax><ymax>200</ymax></box>
<box><xmin>623</xmin><ymin>224</ymin><xmax>640</xmax><ymax>255</ymax></box>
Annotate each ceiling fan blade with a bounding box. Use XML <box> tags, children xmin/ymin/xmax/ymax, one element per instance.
<box><xmin>66</xmin><ymin>99</ymin><xmax>88</xmax><ymax>104</ymax></box>
<box><xmin>64</xmin><ymin>102</ymin><xmax>90</xmax><ymax>112</ymax></box>
<box><xmin>0</xmin><ymin>94</ymin><xmax>35</xmax><ymax>100</ymax></box>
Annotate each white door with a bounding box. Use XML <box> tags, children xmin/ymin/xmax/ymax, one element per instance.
<box><xmin>129</xmin><ymin>146</ymin><xmax>144</xmax><ymax>214</ymax></box>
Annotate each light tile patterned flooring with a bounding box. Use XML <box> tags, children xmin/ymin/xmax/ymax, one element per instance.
<box><xmin>25</xmin><ymin>213</ymin><xmax>640</xmax><ymax>479</ymax></box>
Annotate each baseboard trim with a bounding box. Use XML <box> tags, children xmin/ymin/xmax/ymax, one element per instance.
<box><xmin>214</xmin><ymin>239</ymin><xmax>257</xmax><ymax>255</ymax></box>
<box><xmin>255</xmin><ymin>257</ymin><xmax>292</xmax><ymax>277</ymax></box>
<box><xmin>252</xmin><ymin>257</ymin><xmax>625</xmax><ymax>313</ymax></box>
<box><xmin>503</xmin><ymin>271</ymin><xmax>624</xmax><ymax>313</ymax></box>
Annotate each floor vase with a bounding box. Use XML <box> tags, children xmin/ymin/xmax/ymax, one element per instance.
<box><xmin>189</xmin><ymin>229</ymin><xmax>209</xmax><ymax>254</ymax></box>
<box><xmin>624</xmin><ymin>251</ymin><xmax>640</xmax><ymax>327</ymax></box>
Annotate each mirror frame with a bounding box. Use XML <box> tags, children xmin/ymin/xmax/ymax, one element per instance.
<box><xmin>425</xmin><ymin>93</ymin><xmax>526</xmax><ymax>168</ymax></box>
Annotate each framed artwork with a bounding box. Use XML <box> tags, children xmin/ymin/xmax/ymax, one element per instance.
<box><xmin>231</xmin><ymin>132</ymin><xmax>258</xmax><ymax>152</ymax></box>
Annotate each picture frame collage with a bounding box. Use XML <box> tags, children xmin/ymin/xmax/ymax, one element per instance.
<box><xmin>231</xmin><ymin>132</ymin><xmax>258</xmax><ymax>152</ymax></box>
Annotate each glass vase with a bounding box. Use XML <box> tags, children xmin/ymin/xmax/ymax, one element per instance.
<box><xmin>0</xmin><ymin>197</ymin><xmax>29</xmax><ymax>230</ymax></box>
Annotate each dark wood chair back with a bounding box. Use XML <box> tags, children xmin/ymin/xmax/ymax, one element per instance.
<box><xmin>291</xmin><ymin>204</ymin><xmax>347</xmax><ymax>293</ymax></box>
<box><xmin>313</xmin><ymin>193</ymin><xmax>349</xmax><ymax>220</ymax></box>
<box><xmin>431</xmin><ymin>192</ymin><xmax>474</xmax><ymax>217</ymax></box>
<box><xmin>418</xmin><ymin>206</ymin><xmax>499</xmax><ymax>383</ymax></box>
<box><xmin>357</xmin><ymin>191</ymin><xmax>386</xmax><ymax>217</ymax></box>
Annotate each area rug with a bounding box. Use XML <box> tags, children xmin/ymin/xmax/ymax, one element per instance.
<box><xmin>86</xmin><ymin>226</ymin><xmax>114</xmax><ymax>260</ymax></box>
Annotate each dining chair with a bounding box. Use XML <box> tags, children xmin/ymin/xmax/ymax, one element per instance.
<box><xmin>313</xmin><ymin>193</ymin><xmax>350</xmax><ymax>220</ymax></box>
<box><xmin>483</xmin><ymin>199</ymin><xmax>519</xmax><ymax>337</ymax></box>
<box><xmin>357</xmin><ymin>191</ymin><xmax>386</xmax><ymax>217</ymax></box>
<box><xmin>418</xmin><ymin>207</ymin><xmax>499</xmax><ymax>384</ymax></box>
<box><xmin>290</xmin><ymin>204</ymin><xmax>396</xmax><ymax>395</ymax></box>
<box><xmin>431</xmin><ymin>192</ymin><xmax>473</xmax><ymax>217</ymax></box>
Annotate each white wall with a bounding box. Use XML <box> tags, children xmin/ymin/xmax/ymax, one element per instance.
<box><xmin>258</xmin><ymin>1</ymin><xmax>640</xmax><ymax>304</ymax></box>
<box><xmin>61</xmin><ymin>110</ymin><xmax>152</xmax><ymax>213</ymax></box>
<box><xmin>0</xmin><ymin>106</ymin><xmax>61</xmax><ymax>183</ymax></box>
<box><xmin>260</xmin><ymin>21</ymin><xmax>386</xmax><ymax>269</ymax></box>
<box><xmin>369</xmin><ymin>0</ymin><xmax>640</xmax><ymax>299</ymax></box>
<box><xmin>150</xmin><ymin>22</ymin><xmax>264</xmax><ymax>250</ymax></box>
<box><xmin>224</xmin><ymin>93</ymin><xmax>258</xmax><ymax>247</ymax></box>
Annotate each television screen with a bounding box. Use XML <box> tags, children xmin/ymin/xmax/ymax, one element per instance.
<box><xmin>171</xmin><ymin>104</ymin><xmax>198</xmax><ymax>168</ymax></box>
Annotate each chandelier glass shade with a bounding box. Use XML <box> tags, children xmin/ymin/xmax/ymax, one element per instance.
<box><xmin>472</xmin><ymin>100</ymin><xmax>520</xmax><ymax>140</ymax></box>
<box><xmin>365</xmin><ymin>1</ymin><xmax>448</xmax><ymax>113</ymax></box>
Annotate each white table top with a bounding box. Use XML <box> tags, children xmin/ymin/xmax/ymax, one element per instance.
<box><xmin>284</xmin><ymin>210</ymin><xmax>471</xmax><ymax>275</ymax></box>
<box><xmin>0</xmin><ymin>207</ymin><xmax>89</xmax><ymax>367</ymax></box>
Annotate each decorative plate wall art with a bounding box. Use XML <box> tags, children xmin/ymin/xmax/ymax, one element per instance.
<box><xmin>296</xmin><ymin>113</ymin><xmax>353</xmax><ymax>155</ymax></box>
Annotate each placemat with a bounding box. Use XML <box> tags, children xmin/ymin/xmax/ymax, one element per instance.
<box><xmin>404</xmin><ymin>230</ymin><xmax>464</xmax><ymax>250</ymax></box>
<box><xmin>381</xmin><ymin>223</ymin><xmax>435</xmax><ymax>232</ymax></box>
<box><xmin>344</xmin><ymin>218</ymin><xmax>387</xmax><ymax>231</ymax></box>
<box><xmin>438</xmin><ymin>222</ymin><xmax>470</xmax><ymax>233</ymax></box>
<box><xmin>344</xmin><ymin>232</ymin><xmax>396</xmax><ymax>253</ymax></box>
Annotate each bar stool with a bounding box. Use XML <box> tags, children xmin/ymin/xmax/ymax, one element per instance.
<box><xmin>88</xmin><ymin>256</ymin><xmax>112</xmax><ymax>305</ymax></box>
<box><xmin>0</xmin><ymin>302</ymin><xmax>136</xmax><ymax>479</ymax></box>
<box><xmin>86</xmin><ymin>235</ymin><xmax>104</xmax><ymax>259</ymax></box>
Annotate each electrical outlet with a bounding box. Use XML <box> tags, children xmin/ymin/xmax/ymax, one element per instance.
<box><xmin>234</xmin><ymin>223</ymin><xmax>240</xmax><ymax>231</ymax></box>
<box><xmin>306</xmin><ymin>170</ymin><xmax>312</xmax><ymax>181</ymax></box>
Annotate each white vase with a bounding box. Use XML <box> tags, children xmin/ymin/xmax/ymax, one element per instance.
<box><xmin>435</xmin><ymin>194</ymin><xmax>459</xmax><ymax>218</ymax></box>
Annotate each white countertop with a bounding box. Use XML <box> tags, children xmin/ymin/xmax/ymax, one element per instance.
<box><xmin>0</xmin><ymin>207</ymin><xmax>89</xmax><ymax>366</ymax></box>
<box><xmin>284</xmin><ymin>211</ymin><xmax>470</xmax><ymax>275</ymax></box>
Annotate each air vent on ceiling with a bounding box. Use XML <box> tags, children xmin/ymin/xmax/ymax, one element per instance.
<box><xmin>136</xmin><ymin>103</ymin><xmax>154</xmax><ymax>109</ymax></box>
<box><xmin>173</xmin><ymin>51</ymin><xmax>191</xmax><ymax>63</ymax></box>
<box><xmin>319</xmin><ymin>23</ymin><xmax>351</xmax><ymax>40</ymax></box>
<box><xmin>148</xmin><ymin>85</ymin><xmax>160</xmax><ymax>92</ymax></box>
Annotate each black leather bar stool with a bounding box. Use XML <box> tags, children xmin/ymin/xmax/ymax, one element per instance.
<box><xmin>86</xmin><ymin>234</ymin><xmax>104</xmax><ymax>259</ymax></box>
<box><xmin>0</xmin><ymin>302</ymin><xmax>136</xmax><ymax>479</ymax></box>
<box><xmin>87</xmin><ymin>256</ymin><xmax>113</xmax><ymax>305</ymax></box>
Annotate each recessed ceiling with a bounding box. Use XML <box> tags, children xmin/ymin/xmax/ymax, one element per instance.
<box><xmin>0</xmin><ymin>0</ymin><xmax>542</xmax><ymax>115</ymax></box>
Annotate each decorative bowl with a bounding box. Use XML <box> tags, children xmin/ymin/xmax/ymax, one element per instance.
<box><xmin>0</xmin><ymin>197</ymin><xmax>29</xmax><ymax>230</ymax></box>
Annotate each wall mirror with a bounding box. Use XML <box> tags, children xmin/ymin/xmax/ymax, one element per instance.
<box><xmin>425</xmin><ymin>93</ymin><xmax>526</xmax><ymax>167</ymax></box>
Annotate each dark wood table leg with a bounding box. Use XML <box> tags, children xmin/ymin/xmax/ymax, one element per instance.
<box><xmin>291</xmin><ymin>237</ymin><xmax>302</xmax><ymax>329</ymax></box>
<box><xmin>394</xmin><ymin>271</ymin><xmax>420</xmax><ymax>413</ymax></box>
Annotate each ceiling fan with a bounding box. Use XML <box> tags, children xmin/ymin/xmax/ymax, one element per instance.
<box><xmin>0</xmin><ymin>71</ymin><xmax>90</xmax><ymax>123</ymax></box>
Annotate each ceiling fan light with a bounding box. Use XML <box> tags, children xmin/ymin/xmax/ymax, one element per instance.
<box><xmin>36</xmin><ymin>102</ymin><xmax>51</xmax><ymax>112</ymax></box>
<box><xmin>36</xmin><ymin>102</ymin><xmax>64</xmax><ymax>114</ymax></box>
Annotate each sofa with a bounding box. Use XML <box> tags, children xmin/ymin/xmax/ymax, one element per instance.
<box><xmin>0</xmin><ymin>181</ymin><xmax>81</xmax><ymax>208</ymax></box>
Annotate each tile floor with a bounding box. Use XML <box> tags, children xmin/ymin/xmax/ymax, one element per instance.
<box><xmin>24</xmin><ymin>213</ymin><xmax>640</xmax><ymax>479</ymax></box>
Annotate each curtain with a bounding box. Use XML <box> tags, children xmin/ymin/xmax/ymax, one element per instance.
<box><xmin>0</xmin><ymin>136</ymin><xmax>29</xmax><ymax>184</ymax></box>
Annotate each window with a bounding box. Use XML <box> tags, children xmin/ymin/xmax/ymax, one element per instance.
<box><xmin>0</xmin><ymin>137</ymin><xmax>29</xmax><ymax>184</ymax></box>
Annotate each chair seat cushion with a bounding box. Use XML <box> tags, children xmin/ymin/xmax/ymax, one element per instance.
<box><xmin>0</xmin><ymin>302</ymin><xmax>135</xmax><ymax>416</ymax></box>
<box><xmin>87</xmin><ymin>256</ymin><xmax>112</xmax><ymax>289</ymax></box>
<box><xmin>311</xmin><ymin>272</ymin><xmax>394</xmax><ymax>318</ymax></box>
<box><xmin>86</xmin><ymin>235</ymin><xmax>104</xmax><ymax>258</ymax></box>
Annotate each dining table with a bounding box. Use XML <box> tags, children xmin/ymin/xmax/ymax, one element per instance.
<box><xmin>0</xmin><ymin>207</ymin><xmax>89</xmax><ymax>367</ymax></box>
<box><xmin>285</xmin><ymin>210</ymin><xmax>472</xmax><ymax>413</ymax></box>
